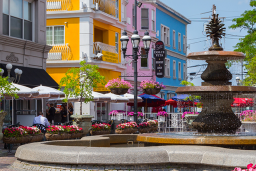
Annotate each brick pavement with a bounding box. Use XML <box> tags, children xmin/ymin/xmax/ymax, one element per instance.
<box><xmin>0</xmin><ymin>142</ymin><xmax>17</xmax><ymax>171</ymax></box>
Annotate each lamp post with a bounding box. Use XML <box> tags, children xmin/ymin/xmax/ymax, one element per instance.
<box><xmin>0</xmin><ymin>63</ymin><xmax>22</xmax><ymax>83</ymax></box>
<box><xmin>120</xmin><ymin>0</ymin><xmax>151</xmax><ymax>123</ymax></box>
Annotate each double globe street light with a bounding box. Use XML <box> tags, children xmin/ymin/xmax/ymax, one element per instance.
<box><xmin>0</xmin><ymin>63</ymin><xmax>23</xmax><ymax>83</ymax></box>
<box><xmin>120</xmin><ymin>30</ymin><xmax>152</xmax><ymax>123</ymax></box>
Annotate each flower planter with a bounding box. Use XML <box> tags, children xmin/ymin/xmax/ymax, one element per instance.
<box><xmin>92</xmin><ymin>130</ymin><xmax>111</xmax><ymax>135</ymax></box>
<box><xmin>138</xmin><ymin>128</ymin><xmax>150</xmax><ymax>133</ymax></box>
<box><xmin>110</xmin><ymin>88</ymin><xmax>128</xmax><ymax>95</ymax></box>
<box><xmin>59</xmin><ymin>133</ymin><xmax>71</xmax><ymax>140</ymax></box>
<box><xmin>115</xmin><ymin>128</ymin><xmax>137</xmax><ymax>134</ymax></box>
<box><xmin>143</xmin><ymin>88</ymin><xmax>161</xmax><ymax>95</ymax></box>
<box><xmin>70</xmin><ymin>133</ymin><xmax>83</xmax><ymax>139</ymax></box>
<box><xmin>45</xmin><ymin>133</ymin><xmax>62</xmax><ymax>141</ymax></box>
<box><xmin>158</xmin><ymin>116</ymin><xmax>165</xmax><ymax>122</ymax></box>
<box><xmin>30</xmin><ymin>134</ymin><xmax>44</xmax><ymax>143</ymax></box>
<box><xmin>241</xmin><ymin>122</ymin><xmax>256</xmax><ymax>132</ymax></box>
<box><xmin>150</xmin><ymin>126</ymin><xmax>158</xmax><ymax>132</ymax></box>
<box><xmin>3</xmin><ymin>136</ymin><xmax>31</xmax><ymax>144</ymax></box>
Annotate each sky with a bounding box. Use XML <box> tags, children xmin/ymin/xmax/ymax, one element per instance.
<box><xmin>161</xmin><ymin>0</ymin><xmax>252</xmax><ymax>86</ymax></box>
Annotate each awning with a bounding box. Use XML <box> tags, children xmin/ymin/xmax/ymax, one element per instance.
<box><xmin>0</xmin><ymin>64</ymin><xmax>59</xmax><ymax>88</ymax></box>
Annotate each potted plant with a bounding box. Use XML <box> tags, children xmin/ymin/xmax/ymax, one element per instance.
<box><xmin>45</xmin><ymin>125</ymin><xmax>62</xmax><ymax>141</ymax></box>
<box><xmin>157</xmin><ymin>111</ymin><xmax>167</xmax><ymax>122</ymax></box>
<box><xmin>140</xmin><ymin>80</ymin><xmax>166</xmax><ymax>95</ymax></box>
<box><xmin>127</xmin><ymin>112</ymin><xmax>134</xmax><ymax>121</ymax></box>
<box><xmin>115</xmin><ymin>122</ymin><xmax>138</xmax><ymax>134</ymax></box>
<box><xmin>240</xmin><ymin>110</ymin><xmax>256</xmax><ymax>132</ymax></box>
<box><xmin>91</xmin><ymin>123</ymin><xmax>111</xmax><ymax>135</ymax></box>
<box><xmin>3</xmin><ymin>127</ymin><xmax>28</xmax><ymax>144</ymax></box>
<box><xmin>67</xmin><ymin>125</ymin><xmax>83</xmax><ymax>139</ymax></box>
<box><xmin>138</xmin><ymin>122</ymin><xmax>150</xmax><ymax>133</ymax></box>
<box><xmin>147</xmin><ymin>120</ymin><xmax>158</xmax><ymax>132</ymax></box>
<box><xmin>21</xmin><ymin>126</ymin><xmax>43</xmax><ymax>142</ymax></box>
<box><xmin>105</xmin><ymin>78</ymin><xmax>132</xmax><ymax>95</ymax></box>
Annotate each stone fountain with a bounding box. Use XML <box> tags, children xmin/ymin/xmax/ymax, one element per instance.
<box><xmin>176</xmin><ymin>14</ymin><xmax>256</xmax><ymax>133</ymax></box>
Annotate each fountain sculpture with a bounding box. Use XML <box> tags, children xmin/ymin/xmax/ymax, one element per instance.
<box><xmin>176</xmin><ymin>14</ymin><xmax>256</xmax><ymax>133</ymax></box>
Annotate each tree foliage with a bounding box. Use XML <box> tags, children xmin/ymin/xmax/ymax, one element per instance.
<box><xmin>59</xmin><ymin>61</ymin><xmax>105</xmax><ymax>115</ymax></box>
<box><xmin>0</xmin><ymin>69</ymin><xmax>19</xmax><ymax>102</ymax></box>
<box><xmin>229</xmin><ymin>0</ymin><xmax>256</xmax><ymax>85</ymax></box>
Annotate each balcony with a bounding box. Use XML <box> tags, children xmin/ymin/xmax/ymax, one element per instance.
<box><xmin>47</xmin><ymin>44</ymin><xmax>72</xmax><ymax>61</ymax></box>
<box><xmin>93</xmin><ymin>0</ymin><xmax>117</xmax><ymax>17</ymax></box>
<box><xmin>93</xmin><ymin>42</ymin><xmax>119</xmax><ymax>63</ymax></box>
<box><xmin>46</xmin><ymin>0</ymin><xmax>72</xmax><ymax>11</ymax></box>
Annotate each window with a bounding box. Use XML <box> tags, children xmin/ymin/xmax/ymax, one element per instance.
<box><xmin>46</xmin><ymin>26</ymin><xmax>65</xmax><ymax>45</ymax></box>
<box><xmin>183</xmin><ymin>35</ymin><xmax>186</xmax><ymax>53</ymax></box>
<box><xmin>141</xmin><ymin>8</ymin><xmax>149</xmax><ymax>29</ymax></box>
<box><xmin>132</xmin><ymin>6</ymin><xmax>135</xmax><ymax>27</ymax></box>
<box><xmin>178</xmin><ymin>33</ymin><xmax>181</xmax><ymax>51</ymax></box>
<box><xmin>115</xmin><ymin>0</ymin><xmax>119</xmax><ymax>18</ymax></box>
<box><xmin>178</xmin><ymin>62</ymin><xmax>181</xmax><ymax>79</ymax></box>
<box><xmin>183</xmin><ymin>63</ymin><xmax>186</xmax><ymax>80</ymax></box>
<box><xmin>173</xmin><ymin>60</ymin><xmax>176</xmax><ymax>79</ymax></box>
<box><xmin>141</xmin><ymin>48</ymin><xmax>148</xmax><ymax>68</ymax></box>
<box><xmin>165</xmin><ymin>58</ymin><xmax>170</xmax><ymax>77</ymax></box>
<box><xmin>152</xmin><ymin>49</ymin><xmax>155</xmax><ymax>70</ymax></box>
<box><xmin>115</xmin><ymin>32</ymin><xmax>119</xmax><ymax>53</ymax></box>
<box><xmin>173</xmin><ymin>30</ymin><xmax>176</xmax><ymax>49</ymax></box>
<box><xmin>151</xmin><ymin>10</ymin><xmax>155</xmax><ymax>31</ymax></box>
<box><xmin>161</xmin><ymin>25</ymin><xmax>170</xmax><ymax>46</ymax></box>
<box><xmin>167</xmin><ymin>93</ymin><xmax>171</xmax><ymax>100</ymax></box>
<box><xmin>3</xmin><ymin>0</ymin><xmax>33</xmax><ymax>41</ymax></box>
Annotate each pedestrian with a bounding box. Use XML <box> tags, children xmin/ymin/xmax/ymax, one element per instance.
<box><xmin>60</xmin><ymin>105</ymin><xmax>67</xmax><ymax>124</ymax></box>
<box><xmin>68</xmin><ymin>102</ymin><xmax>74</xmax><ymax>121</ymax></box>
<box><xmin>33</xmin><ymin>112</ymin><xmax>50</xmax><ymax>127</ymax></box>
<box><xmin>48</xmin><ymin>103</ymin><xmax>56</xmax><ymax>124</ymax></box>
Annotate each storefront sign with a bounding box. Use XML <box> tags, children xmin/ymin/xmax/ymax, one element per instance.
<box><xmin>154</xmin><ymin>41</ymin><xmax>166</xmax><ymax>78</ymax></box>
<box><xmin>102</xmin><ymin>51</ymin><xmax>119</xmax><ymax>63</ymax></box>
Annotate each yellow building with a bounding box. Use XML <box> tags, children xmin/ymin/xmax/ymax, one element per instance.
<box><xmin>46</xmin><ymin>0</ymin><xmax>127</xmax><ymax>92</ymax></box>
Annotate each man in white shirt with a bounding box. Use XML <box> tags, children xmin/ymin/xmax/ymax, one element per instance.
<box><xmin>33</xmin><ymin>112</ymin><xmax>50</xmax><ymax>127</ymax></box>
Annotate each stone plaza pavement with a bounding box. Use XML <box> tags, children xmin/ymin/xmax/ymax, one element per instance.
<box><xmin>0</xmin><ymin>142</ymin><xmax>16</xmax><ymax>171</ymax></box>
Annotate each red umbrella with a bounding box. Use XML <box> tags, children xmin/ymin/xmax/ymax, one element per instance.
<box><xmin>232</xmin><ymin>98</ymin><xmax>254</xmax><ymax>107</ymax></box>
<box><xmin>165</xmin><ymin>99</ymin><xmax>177</xmax><ymax>107</ymax></box>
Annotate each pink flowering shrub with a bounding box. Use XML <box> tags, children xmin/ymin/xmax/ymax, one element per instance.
<box><xmin>157</xmin><ymin>111</ymin><xmax>167</xmax><ymax>117</ymax></box>
<box><xmin>63</xmin><ymin>125</ymin><xmax>83</xmax><ymax>133</ymax></box>
<box><xmin>138</xmin><ymin>122</ymin><xmax>150</xmax><ymax>128</ymax></box>
<box><xmin>147</xmin><ymin>120</ymin><xmax>158</xmax><ymax>127</ymax></box>
<box><xmin>233</xmin><ymin>163</ymin><xmax>256</xmax><ymax>171</ymax></box>
<box><xmin>3</xmin><ymin>127</ymin><xmax>27</xmax><ymax>138</ymax></box>
<box><xmin>116</xmin><ymin>122</ymin><xmax>137</xmax><ymax>130</ymax></box>
<box><xmin>109</xmin><ymin>110</ymin><xmax>127</xmax><ymax>116</ymax></box>
<box><xmin>105</xmin><ymin>78</ymin><xmax>132</xmax><ymax>89</ymax></box>
<box><xmin>240</xmin><ymin>110</ymin><xmax>256</xmax><ymax>121</ymax></box>
<box><xmin>128</xmin><ymin>112</ymin><xmax>144</xmax><ymax>117</ymax></box>
<box><xmin>182</xmin><ymin>111</ymin><xmax>199</xmax><ymax>118</ymax></box>
<box><xmin>46</xmin><ymin>125</ymin><xmax>82</xmax><ymax>134</ymax></box>
<box><xmin>91</xmin><ymin>123</ymin><xmax>111</xmax><ymax>131</ymax></box>
<box><xmin>20</xmin><ymin>126</ymin><xmax>41</xmax><ymax>135</ymax></box>
<box><xmin>140</xmin><ymin>80</ymin><xmax>166</xmax><ymax>89</ymax></box>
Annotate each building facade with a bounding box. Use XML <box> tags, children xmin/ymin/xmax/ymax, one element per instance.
<box><xmin>150</xmin><ymin>0</ymin><xmax>191</xmax><ymax>112</ymax></box>
<box><xmin>0</xmin><ymin>0</ymin><xmax>58</xmax><ymax>125</ymax></box>
<box><xmin>124</xmin><ymin>0</ymin><xmax>157</xmax><ymax>94</ymax></box>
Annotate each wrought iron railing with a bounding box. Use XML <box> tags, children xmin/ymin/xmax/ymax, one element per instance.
<box><xmin>46</xmin><ymin>0</ymin><xmax>72</xmax><ymax>11</ymax></box>
<box><xmin>93</xmin><ymin>42</ymin><xmax>117</xmax><ymax>54</ymax></box>
<box><xmin>93</xmin><ymin>0</ymin><xmax>117</xmax><ymax>17</ymax></box>
<box><xmin>47</xmin><ymin>44</ymin><xmax>72</xmax><ymax>61</ymax></box>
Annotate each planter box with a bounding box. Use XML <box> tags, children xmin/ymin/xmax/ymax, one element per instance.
<box><xmin>30</xmin><ymin>134</ymin><xmax>44</xmax><ymax>142</ymax></box>
<box><xmin>143</xmin><ymin>88</ymin><xmax>161</xmax><ymax>95</ymax></box>
<box><xmin>115</xmin><ymin>128</ymin><xmax>137</xmax><ymax>134</ymax></box>
<box><xmin>110</xmin><ymin>88</ymin><xmax>128</xmax><ymax>95</ymax></box>
<box><xmin>3</xmin><ymin>136</ymin><xmax>31</xmax><ymax>144</ymax></box>
<box><xmin>70</xmin><ymin>133</ymin><xmax>83</xmax><ymax>139</ymax></box>
<box><xmin>92</xmin><ymin>130</ymin><xmax>111</xmax><ymax>135</ymax></box>
<box><xmin>241</xmin><ymin>122</ymin><xmax>256</xmax><ymax>132</ymax></box>
<box><xmin>138</xmin><ymin>128</ymin><xmax>150</xmax><ymax>133</ymax></box>
<box><xmin>150</xmin><ymin>126</ymin><xmax>158</xmax><ymax>133</ymax></box>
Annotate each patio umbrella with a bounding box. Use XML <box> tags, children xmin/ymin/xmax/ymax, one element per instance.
<box><xmin>172</xmin><ymin>94</ymin><xmax>190</xmax><ymax>101</ymax></box>
<box><xmin>127</xmin><ymin>93</ymin><xmax>166</xmax><ymax>107</ymax></box>
<box><xmin>165</xmin><ymin>99</ymin><xmax>177</xmax><ymax>108</ymax></box>
<box><xmin>105</xmin><ymin>93</ymin><xmax>129</xmax><ymax>103</ymax></box>
<box><xmin>231</xmin><ymin>98</ymin><xmax>254</xmax><ymax>107</ymax></box>
<box><xmin>123</xmin><ymin>93</ymin><xmax>143</xmax><ymax>103</ymax></box>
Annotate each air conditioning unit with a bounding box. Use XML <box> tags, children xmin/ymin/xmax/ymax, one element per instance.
<box><xmin>48</xmin><ymin>53</ymin><xmax>62</xmax><ymax>60</ymax></box>
<box><xmin>47</xmin><ymin>2</ymin><xmax>62</xmax><ymax>10</ymax></box>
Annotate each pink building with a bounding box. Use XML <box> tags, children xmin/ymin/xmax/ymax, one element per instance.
<box><xmin>123</xmin><ymin>1</ymin><xmax>157</xmax><ymax>94</ymax></box>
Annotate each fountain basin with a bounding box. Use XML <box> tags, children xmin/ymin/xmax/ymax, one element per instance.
<box><xmin>187</xmin><ymin>51</ymin><xmax>245</xmax><ymax>60</ymax></box>
<box><xmin>12</xmin><ymin>134</ymin><xmax>256</xmax><ymax>170</ymax></box>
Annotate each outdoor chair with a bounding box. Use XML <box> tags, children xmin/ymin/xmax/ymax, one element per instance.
<box><xmin>33</xmin><ymin>124</ymin><xmax>47</xmax><ymax>134</ymax></box>
<box><xmin>91</xmin><ymin>120</ymin><xmax>101</xmax><ymax>125</ymax></box>
<box><xmin>54</xmin><ymin>122</ymin><xmax>62</xmax><ymax>125</ymax></box>
<box><xmin>64</xmin><ymin>121</ymin><xmax>73</xmax><ymax>126</ymax></box>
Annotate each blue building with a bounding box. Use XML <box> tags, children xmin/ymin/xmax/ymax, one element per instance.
<box><xmin>148</xmin><ymin>0</ymin><xmax>191</xmax><ymax>112</ymax></box>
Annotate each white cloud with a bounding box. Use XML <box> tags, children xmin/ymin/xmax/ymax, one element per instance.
<box><xmin>238</xmin><ymin>0</ymin><xmax>249</xmax><ymax>5</ymax></box>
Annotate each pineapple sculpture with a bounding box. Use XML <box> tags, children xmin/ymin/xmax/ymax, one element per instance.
<box><xmin>206</xmin><ymin>14</ymin><xmax>226</xmax><ymax>51</ymax></box>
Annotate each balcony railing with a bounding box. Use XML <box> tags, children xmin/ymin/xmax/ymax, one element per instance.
<box><xmin>93</xmin><ymin>0</ymin><xmax>117</xmax><ymax>17</ymax></box>
<box><xmin>93</xmin><ymin>42</ymin><xmax>117</xmax><ymax>54</ymax></box>
<box><xmin>93</xmin><ymin>42</ymin><xmax>119</xmax><ymax>63</ymax></box>
<box><xmin>47</xmin><ymin>44</ymin><xmax>72</xmax><ymax>61</ymax></box>
<box><xmin>46</xmin><ymin>0</ymin><xmax>72</xmax><ymax>11</ymax></box>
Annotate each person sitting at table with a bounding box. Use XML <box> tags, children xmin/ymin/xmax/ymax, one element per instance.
<box><xmin>68</xmin><ymin>102</ymin><xmax>74</xmax><ymax>121</ymax></box>
<box><xmin>33</xmin><ymin>112</ymin><xmax>50</xmax><ymax>127</ymax></box>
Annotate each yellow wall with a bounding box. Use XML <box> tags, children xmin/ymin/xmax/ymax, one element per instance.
<box><xmin>71</xmin><ymin>0</ymin><xmax>80</xmax><ymax>11</ymax></box>
<box><xmin>47</xmin><ymin>18</ymin><xmax>80</xmax><ymax>61</ymax></box>
<box><xmin>46</xmin><ymin>68</ymin><xmax>71</xmax><ymax>84</ymax></box>
<box><xmin>93</xmin><ymin>20</ymin><xmax>121</xmax><ymax>63</ymax></box>
<box><xmin>94</xmin><ymin>69</ymin><xmax>121</xmax><ymax>91</ymax></box>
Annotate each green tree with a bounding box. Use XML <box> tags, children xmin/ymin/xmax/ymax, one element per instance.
<box><xmin>0</xmin><ymin>69</ymin><xmax>19</xmax><ymax>102</ymax></box>
<box><xmin>229</xmin><ymin>0</ymin><xmax>256</xmax><ymax>85</ymax></box>
<box><xmin>59</xmin><ymin>61</ymin><xmax>105</xmax><ymax>115</ymax></box>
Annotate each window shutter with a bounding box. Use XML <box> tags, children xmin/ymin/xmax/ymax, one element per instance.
<box><xmin>161</xmin><ymin>26</ymin><xmax>164</xmax><ymax>41</ymax></box>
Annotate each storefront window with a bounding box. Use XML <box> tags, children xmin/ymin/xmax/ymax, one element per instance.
<box><xmin>96</xmin><ymin>102</ymin><xmax>108</xmax><ymax>122</ymax></box>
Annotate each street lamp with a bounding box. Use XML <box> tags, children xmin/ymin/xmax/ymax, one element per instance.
<box><xmin>0</xmin><ymin>63</ymin><xmax>22</xmax><ymax>83</ymax></box>
<box><xmin>120</xmin><ymin>0</ymin><xmax>152</xmax><ymax>123</ymax></box>
<box><xmin>236</xmin><ymin>77</ymin><xmax>241</xmax><ymax>86</ymax></box>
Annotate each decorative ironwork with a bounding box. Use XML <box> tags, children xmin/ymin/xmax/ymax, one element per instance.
<box><xmin>6</xmin><ymin>53</ymin><xmax>18</xmax><ymax>63</ymax></box>
<box><xmin>119</xmin><ymin>72</ymin><xmax>153</xmax><ymax>78</ymax></box>
<box><xmin>47</xmin><ymin>44</ymin><xmax>72</xmax><ymax>61</ymax></box>
<box><xmin>46</xmin><ymin>0</ymin><xmax>72</xmax><ymax>11</ymax></box>
<box><xmin>170</xmin><ymin>113</ymin><xmax>183</xmax><ymax>129</ymax></box>
<box><xmin>93</xmin><ymin>0</ymin><xmax>116</xmax><ymax>17</ymax></box>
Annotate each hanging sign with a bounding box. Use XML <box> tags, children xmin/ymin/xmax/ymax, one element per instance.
<box><xmin>154</xmin><ymin>41</ymin><xmax>166</xmax><ymax>78</ymax></box>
